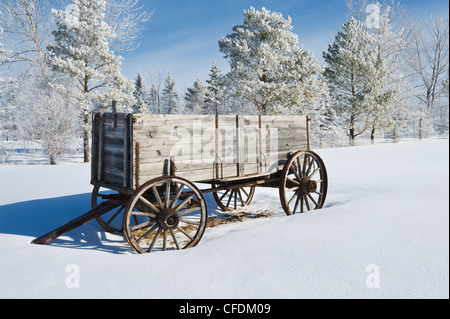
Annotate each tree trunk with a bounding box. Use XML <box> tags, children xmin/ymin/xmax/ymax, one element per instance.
<box><xmin>419</xmin><ymin>118</ymin><xmax>423</xmax><ymax>141</ymax></box>
<box><xmin>349</xmin><ymin>114</ymin><xmax>355</xmax><ymax>146</ymax></box>
<box><xmin>370</xmin><ymin>126</ymin><xmax>376</xmax><ymax>144</ymax></box>
<box><xmin>50</xmin><ymin>156</ymin><xmax>57</xmax><ymax>165</ymax></box>
<box><xmin>83</xmin><ymin>113</ymin><xmax>90</xmax><ymax>163</ymax></box>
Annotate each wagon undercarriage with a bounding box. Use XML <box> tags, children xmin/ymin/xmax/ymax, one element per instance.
<box><xmin>32</xmin><ymin>112</ymin><xmax>328</xmax><ymax>254</ymax></box>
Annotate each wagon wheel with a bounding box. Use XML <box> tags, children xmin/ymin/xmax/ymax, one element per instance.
<box><xmin>123</xmin><ymin>176</ymin><xmax>208</xmax><ymax>254</ymax></box>
<box><xmin>212</xmin><ymin>185</ymin><xmax>256</xmax><ymax>212</ymax></box>
<box><xmin>91</xmin><ymin>186</ymin><xmax>127</xmax><ymax>234</ymax></box>
<box><xmin>279</xmin><ymin>150</ymin><xmax>328</xmax><ymax>215</ymax></box>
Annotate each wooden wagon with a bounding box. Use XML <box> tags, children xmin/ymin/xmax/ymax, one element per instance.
<box><xmin>32</xmin><ymin>112</ymin><xmax>328</xmax><ymax>254</ymax></box>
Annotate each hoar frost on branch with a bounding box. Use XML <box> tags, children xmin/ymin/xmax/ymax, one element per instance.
<box><xmin>323</xmin><ymin>18</ymin><xmax>393</xmax><ymax>145</ymax></box>
<box><xmin>48</xmin><ymin>0</ymin><xmax>136</xmax><ymax>162</ymax></box>
<box><xmin>219</xmin><ymin>7</ymin><xmax>326</xmax><ymax>116</ymax></box>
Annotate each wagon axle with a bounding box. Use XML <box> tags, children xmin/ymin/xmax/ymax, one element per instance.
<box><xmin>302</xmin><ymin>180</ymin><xmax>317</xmax><ymax>194</ymax></box>
<box><xmin>158</xmin><ymin>208</ymin><xmax>180</xmax><ymax>230</ymax></box>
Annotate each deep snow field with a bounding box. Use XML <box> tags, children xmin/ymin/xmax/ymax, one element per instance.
<box><xmin>0</xmin><ymin>138</ymin><xmax>448</xmax><ymax>299</ymax></box>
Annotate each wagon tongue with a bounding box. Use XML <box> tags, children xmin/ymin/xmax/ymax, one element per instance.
<box><xmin>31</xmin><ymin>194</ymin><xmax>129</xmax><ymax>246</ymax></box>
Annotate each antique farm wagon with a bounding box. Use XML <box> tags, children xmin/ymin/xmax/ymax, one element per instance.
<box><xmin>32</xmin><ymin>112</ymin><xmax>328</xmax><ymax>254</ymax></box>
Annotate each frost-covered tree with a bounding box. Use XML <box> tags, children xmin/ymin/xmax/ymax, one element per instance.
<box><xmin>105</xmin><ymin>0</ymin><xmax>153</xmax><ymax>53</ymax></box>
<box><xmin>148</xmin><ymin>83</ymin><xmax>160</xmax><ymax>114</ymax></box>
<box><xmin>185</xmin><ymin>79</ymin><xmax>207</xmax><ymax>114</ymax></box>
<box><xmin>0</xmin><ymin>0</ymin><xmax>54</xmax><ymax>72</ymax></box>
<box><xmin>323</xmin><ymin>18</ymin><xmax>383</xmax><ymax>145</ymax></box>
<box><xmin>204</xmin><ymin>62</ymin><xmax>225</xmax><ymax>115</ymax></box>
<box><xmin>406</xmin><ymin>16</ymin><xmax>449</xmax><ymax>135</ymax></box>
<box><xmin>0</xmin><ymin>28</ymin><xmax>8</xmax><ymax>67</ymax></box>
<box><xmin>133</xmin><ymin>71</ymin><xmax>149</xmax><ymax>113</ymax></box>
<box><xmin>219</xmin><ymin>7</ymin><xmax>325</xmax><ymax>115</ymax></box>
<box><xmin>48</xmin><ymin>0</ymin><xmax>135</xmax><ymax>162</ymax></box>
<box><xmin>161</xmin><ymin>72</ymin><xmax>179</xmax><ymax>114</ymax></box>
<box><xmin>347</xmin><ymin>1</ymin><xmax>410</xmax><ymax>142</ymax></box>
<box><xmin>13</xmin><ymin>69</ymin><xmax>80</xmax><ymax>165</ymax></box>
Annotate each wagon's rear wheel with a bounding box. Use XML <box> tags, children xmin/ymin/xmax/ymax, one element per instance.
<box><xmin>91</xmin><ymin>186</ymin><xmax>126</xmax><ymax>234</ymax></box>
<box><xmin>212</xmin><ymin>185</ymin><xmax>256</xmax><ymax>211</ymax></box>
<box><xmin>123</xmin><ymin>176</ymin><xmax>208</xmax><ymax>254</ymax></box>
<box><xmin>279</xmin><ymin>150</ymin><xmax>328</xmax><ymax>215</ymax></box>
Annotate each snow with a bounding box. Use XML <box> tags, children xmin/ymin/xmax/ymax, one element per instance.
<box><xmin>0</xmin><ymin>138</ymin><xmax>448</xmax><ymax>299</ymax></box>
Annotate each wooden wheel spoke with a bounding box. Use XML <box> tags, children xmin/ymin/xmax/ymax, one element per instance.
<box><xmin>138</xmin><ymin>196</ymin><xmax>160</xmax><ymax>213</ymax></box>
<box><xmin>304</xmin><ymin>194</ymin><xmax>311</xmax><ymax>211</ymax></box>
<box><xmin>219</xmin><ymin>189</ymin><xmax>230</xmax><ymax>201</ymax></box>
<box><xmin>170</xmin><ymin>229</ymin><xmax>180</xmax><ymax>250</ymax></box>
<box><xmin>300</xmin><ymin>193</ymin><xmax>304</xmax><ymax>213</ymax></box>
<box><xmin>171</xmin><ymin>184</ymin><xmax>184</xmax><ymax>209</ymax></box>
<box><xmin>293</xmin><ymin>192</ymin><xmax>302</xmax><ymax>214</ymax></box>
<box><xmin>307</xmin><ymin>193</ymin><xmax>319</xmax><ymax>208</ymax></box>
<box><xmin>136</xmin><ymin>223</ymin><xmax>159</xmax><ymax>243</ymax></box>
<box><xmin>147</xmin><ymin>227</ymin><xmax>163</xmax><ymax>253</ymax></box>
<box><xmin>308</xmin><ymin>167</ymin><xmax>320</xmax><ymax>179</ymax></box>
<box><xmin>175</xmin><ymin>194</ymin><xmax>195</xmax><ymax>211</ymax></box>
<box><xmin>237</xmin><ymin>188</ymin><xmax>244</xmax><ymax>205</ymax></box>
<box><xmin>179</xmin><ymin>219</ymin><xmax>200</xmax><ymax>226</ymax></box>
<box><xmin>152</xmin><ymin>186</ymin><xmax>164</xmax><ymax>209</ymax></box>
<box><xmin>177</xmin><ymin>226</ymin><xmax>194</xmax><ymax>241</ymax></box>
<box><xmin>226</xmin><ymin>189</ymin><xmax>234</xmax><ymax>208</ymax></box>
<box><xmin>132</xmin><ymin>211</ymin><xmax>156</xmax><ymax>218</ymax></box>
<box><xmin>131</xmin><ymin>220</ymin><xmax>156</xmax><ymax>232</ymax></box>
<box><xmin>305</xmin><ymin>158</ymin><xmax>315</xmax><ymax>177</ymax></box>
<box><xmin>165</xmin><ymin>181</ymin><xmax>171</xmax><ymax>209</ymax></box>
<box><xmin>302</xmin><ymin>154</ymin><xmax>308</xmax><ymax>177</ymax></box>
<box><xmin>297</xmin><ymin>157</ymin><xmax>303</xmax><ymax>179</ymax></box>
<box><xmin>177</xmin><ymin>205</ymin><xmax>201</xmax><ymax>216</ymax></box>
<box><xmin>163</xmin><ymin>230</ymin><xmax>167</xmax><ymax>251</ymax></box>
<box><xmin>286</xmin><ymin>177</ymin><xmax>301</xmax><ymax>187</ymax></box>
<box><xmin>287</xmin><ymin>188</ymin><xmax>301</xmax><ymax>206</ymax></box>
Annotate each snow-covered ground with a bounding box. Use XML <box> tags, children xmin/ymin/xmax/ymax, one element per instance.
<box><xmin>0</xmin><ymin>138</ymin><xmax>448</xmax><ymax>299</ymax></box>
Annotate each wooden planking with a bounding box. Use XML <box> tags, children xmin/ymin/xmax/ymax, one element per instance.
<box><xmin>92</xmin><ymin>113</ymin><xmax>309</xmax><ymax>190</ymax></box>
<box><xmin>260</xmin><ymin>115</ymin><xmax>308</xmax><ymax>172</ymax></box>
<box><xmin>91</xmin><ymin>113</ymin><xmax>133</xmax><ymax>189</ymax></box>
<box><xmin>133</xmin><ymin>114</ymin><xmax>219</xmax><ymax>184</ymax></box>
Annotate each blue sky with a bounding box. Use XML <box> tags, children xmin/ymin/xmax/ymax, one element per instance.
<box><xmin>120</xmin><ymin>0</ymin><xmax>449</xmax><ymax>91</ymax></box>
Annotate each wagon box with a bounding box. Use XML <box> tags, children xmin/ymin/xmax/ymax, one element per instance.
<box><xmin>32</xmin><ymin>112</ymin><xmax>328</xmax><ymax>254</ymax></box>
<box><xmin>91</xmin><ymin>113</ymin><xmax>310</xmax><ymax>193</ymax></box>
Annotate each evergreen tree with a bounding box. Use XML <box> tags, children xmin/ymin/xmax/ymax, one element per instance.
<box><xmin>161</xmin><ymin>72</ymin><xmax>179</xmax><ymax>114</ymax></box>
<box><xmin>204</xmin><ymin>62</ymin><xmax>225</xmax><ymax>115</ymax></box>
<box><xmin>148</xmin><ymin>83</ymin><xmax>160</xmax><ymax>114</ymax></box>
<box><xmin>348</xmin><ymin>1</ymin><xmax>405</xmax><ymax>142</ymax></box>
<box><xmin>133</xmin><ymin>71</ymin><xmax>149</xmax><ymax>113</ymax></box>
<box><xmin>185</xmin><ymin>79</ymin><xmax>207</xmax><ymax>114</ymax></box>
<box><xmin>48</xmin><ymin>0</ymin><xmax>135</xmax><ymax>162</ymax></box>
<box><xmin>219</xmin><ymin>7</ymin><xmax>325</xmax><ymax>115</ymax></box>
<box><xmin>323</xmin><ymin>18</ymin><xmax>381</xmax><ymax>145</ymax></box>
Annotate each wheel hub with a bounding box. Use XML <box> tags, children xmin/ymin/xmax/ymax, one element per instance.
<box><xmin>301</xmin><ymin>179</ymin><xmax>317</xmax><ymax>194</ymax></box>
<box><xmin>157</xmin><ymin>208</ymin><xmax>180</xmax><ymax>230</ymax></box>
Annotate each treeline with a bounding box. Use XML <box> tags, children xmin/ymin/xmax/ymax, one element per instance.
<box><xmin>0</xmin><ymin>0</ymin><xmax>448</xmax><ymax>165</ymax></box>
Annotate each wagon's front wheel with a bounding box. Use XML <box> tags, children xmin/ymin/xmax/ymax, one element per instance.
<box><xmin>123</xmin><ymin>176</ymin><xmax>208</xmax><ymax>254</ymax></box>
<box><xmin>279</xmin><ymin>150</ymin><xmax>328</xmax><ymax>215</ymax></box>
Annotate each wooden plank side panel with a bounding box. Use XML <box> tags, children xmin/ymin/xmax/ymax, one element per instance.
<box><xmin>260</xmin><ymin>115</ymin><xmax>308</xmax><ymax>173</ymax></box>
<box><xmin>133</xmin><ymin>114</ymin><xmax>219</xmax><ymax>184</ymax></box>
